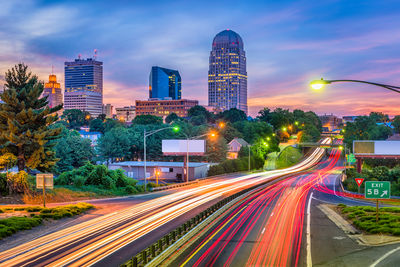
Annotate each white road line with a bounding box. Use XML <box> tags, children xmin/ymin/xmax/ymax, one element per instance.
<box><xmin>261</xmin><ymin>227</ymin><xmax>266</xmax><ymax>234</ymax></box>
<box><xmin>370</xmin><ymin>246</ymin><xmax>400</xmax><ymax>267</ymax></box>
<box><xmin>306</xmin><ymin>192</ymin><xmax>313</xmax><ymax>267</ymax></box>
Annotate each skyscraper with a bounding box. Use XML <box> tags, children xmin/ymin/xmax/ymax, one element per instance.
<box><xmin>43</xmin><ymin>74</ymin><xmax>63</xmax><ymax>109</ymax></box>
<box><xmin>208</xmin><ymin>30</ymin><xmax>248</xmax><ymax>114</ymax></box>
<box><xmin>64</xmin><ymin>57</ymin><xmax>103</xmax><ymax>117</ymax></box>
<box><xmin>149</xmin><ymin>66</ymin><xmax>181</xmax><ymax>100</ymax></box>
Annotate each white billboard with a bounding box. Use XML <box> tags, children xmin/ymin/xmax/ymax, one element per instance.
<box><xmin>162</xmin><ymin>139</ymin><xmax>205</xmax><ymax>155</ymax></box>
<box><xmin>353</xmin><ymin>140</ymin><xmax>400</xmax><ymax>155</ymax></box>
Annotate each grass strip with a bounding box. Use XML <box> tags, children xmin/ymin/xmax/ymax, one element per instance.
<box><xmin>0</xmin><ymin>202</ymin><xmax>94</xmax><ymax>239</ymax></box>
<box><xmin>337</xmin><ymin>204</ymin><xmax>400</xmax><ymax>236</ymax></box>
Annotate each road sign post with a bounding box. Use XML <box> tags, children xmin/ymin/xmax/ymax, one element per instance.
<box><xmin>355</xmin><ymin>178</ymin><xmax>364</xmax><ymax>194</ymax></box>
<box><xmin>365</xmin><ymin>181</ymin><xmax>391</xmax><ymax>222</ymax></box>
<box><xmin>36</xmin><ymin>174</ymin><xmax>54</xmax><ymax>207</ymax></box>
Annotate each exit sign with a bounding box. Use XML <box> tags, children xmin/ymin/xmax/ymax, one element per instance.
<box><xmin>365</xmin><ymin>181</ymin><xmax>391</xmax><ymax>199</ymax></box>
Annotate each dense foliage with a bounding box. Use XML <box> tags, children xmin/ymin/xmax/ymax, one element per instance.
<box><xmin>207</xmin><ymin>152</ymin><xmax>265</xmax><ymax>176</ymax></box>
<box><xmin>343</xmin><ymin>113</ymin><xmax>392</xmax><ymax>152</ymax></box>
<box><xmin>55</xmin><ymin>162</ymin><xmax>142</xmax><ymax>193</ymax></box>
<box><xmin>0</xmin><ymin>63</ymin><xmax>62</xmax><ymax>171</ymax></box>
<box><xmin>54</xmin><ymin>125</ymin><xmax>95</xmax><ymax>173</ymax></box>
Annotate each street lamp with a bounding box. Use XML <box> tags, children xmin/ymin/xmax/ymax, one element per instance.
<box><xmin>143</xmin><ymin>125</ymin><xmax>180</xmax><ymax>192</ymax></box>
<box><xmin>181</xmin><ymin>131</ymin><xmax>217</xmax><ymax>182</ymax></box>
<box><xmin>310</xmin><ymin>78</ymin><xmax>400</xmax><ymax>94</ymax></box>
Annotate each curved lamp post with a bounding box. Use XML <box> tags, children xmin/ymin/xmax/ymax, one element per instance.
<box><xmin>310</xmin><ymin>78</ymin><xmax>400</xmax><ymax>94</ymax></box>
<box><xmin>182</xmin><ymin>131</ymin><xmax>217</xmax><ymax>182</ymax></box>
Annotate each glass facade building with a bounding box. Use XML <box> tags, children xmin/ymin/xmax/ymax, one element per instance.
<box><xmin>149</xmin><ymin>66</ymin><xmax>181</xmax><ymax>100</ymax></box>
<box><xmin>64</xmin><ymin>57</ymin><xmax>103</xmax><ymax>116</ymax></box>
<box><xmin>208</xmin><ymin>30</ymin><xmax>248</xmax><ymax>114</ymax></box>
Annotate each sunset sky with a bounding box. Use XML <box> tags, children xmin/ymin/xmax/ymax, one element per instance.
<box><xmin>1</xmin><ymin>0</ymin><xmax>400</xmax><ymax>117</ymax></box>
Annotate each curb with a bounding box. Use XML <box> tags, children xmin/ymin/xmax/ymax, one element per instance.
<box><xmin>318</xmin><ymin>204</ymin><xmax>361</xmax><ymax>237</ymax></box>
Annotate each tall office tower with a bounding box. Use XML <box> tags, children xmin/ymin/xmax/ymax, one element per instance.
<box><xmin>43</xmin><ymin>74</ymin><xmax>63</xmax><ymax>109</ymax></box>
<box><xmin>64</xmin><ymin>57</ymin><xmax>103</xmax><ymax>117</ymax></box>
<box><xmin>149</xmin><ymin>66</ymin><xmax>181</xmax><ymax>100</ymax></box>
<box><xmin>208</xmin><ymin>30</ymin><xmax>247</xmax><ymax>114</ymax></box>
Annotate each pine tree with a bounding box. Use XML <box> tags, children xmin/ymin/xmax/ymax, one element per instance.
<box><xmin>0</xmin><ymin>63</ymin><xmax>62</xmax><ymax>172</ymax></box>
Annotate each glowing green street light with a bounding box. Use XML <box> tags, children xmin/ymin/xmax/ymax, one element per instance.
<box><xmin>143</xmin><ymin>125</ymin><xmax>180</xmax><ymax>192</ymax></box>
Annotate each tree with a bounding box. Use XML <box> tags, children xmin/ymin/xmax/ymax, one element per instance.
<box><xmin>218</xmin><ymin>108</ymin><xmax>247</xmax><ymax>123</ymax></box>
<box><xmin>61</xmin><ymin>109</ymin><xmax>91</xmax><ymax>130</ymax></box>
<box><xmin>343</xmin><ymin>115</ymin><xmax>393</xmax><ymax>151</ymax></box>
<box><xmin>298</xmin><ymin>125</ymin><xmax>321</xmax><ymax>142</ymax></box>
<box><xmin>104</xmin><ymin>118</ymin><xmax>124</xmax><ymax>132</ymax></box>
<box><xmin>54</xmin><ymin>128</ymin><xmax>94</xmax><ymax>173</ymax></box>
<box><xmin>393</xmin><ymin>115</ymin><xmax>400</xmax><ymax>134</ymax></box>
<box><xmin>205</xmin><ymin>137</ymin><xmax>228</xmax><ymax>162</ymax></box>
<box><xmin>97</xmin><ymin>114</ymin><xmax>106</xmax><ymax>121</ymax></box>
<box><xmin>189</xmin><ymin>115</ymin><xmax>207</xmax><ymax>125</ymax></box>
<box><xmin>188</xmin><ymin>105</ymin><xmax>213</xmax><ymax>122</ymax></box>
<box><xmin>0</xmin><ymin>63</ymin><xmax>62</xmax><ymax>171</ymax></box>
<box><xmin>98</xmin><ymin>127</ymin><xmax>131</xmax><ymax>164</ymax></box>
<box><xmin>132</xmin><ymin>115</ymin><xmax>162</xmax><ymax>125</ymax></box>
<box><xmin>165</xmin><ymin>113</ymin><xmax>179</xmax><ymax>123</ymax></box>
<box><xmin>89</xmin><ymin>118</ymin><xmax>105</xmax><ymax>133</ymax></box>
<box><xmin>369</xmin><ymin>112</ymin><xmax>389</xmax><ymax>123</ymax></box>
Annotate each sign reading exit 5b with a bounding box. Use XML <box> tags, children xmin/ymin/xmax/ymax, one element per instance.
<box><xmin>365</xmin><ymin>181</ymin><xmax>391</xmax><ymax>199</ymax></box>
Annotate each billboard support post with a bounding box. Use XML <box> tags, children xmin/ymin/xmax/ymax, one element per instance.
<box><xmin>162</xmin><ymin>138</ymin><xmax>207</xmax><ymax>182</ymax></box>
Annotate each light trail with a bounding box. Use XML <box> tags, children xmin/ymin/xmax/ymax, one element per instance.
<box><xmin>178</xmin><ymin>139</ymin><xmax>340</xmax><ymax>267</ymax></box>
<box><xmin>0</xmin><ymin>138</ymin><xmax>331</xmax><ymax>266</ymax></box>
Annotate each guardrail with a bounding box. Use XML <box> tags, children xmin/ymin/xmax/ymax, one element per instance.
<box><xmin>151</xmin><ymin>180</ymin><xmax>199</xmax><ymax>191</ymax></box>
<box><xmin>120</xmin><ymin>182</ymin><xmax>267</xmax><ymax>267</ymax></box>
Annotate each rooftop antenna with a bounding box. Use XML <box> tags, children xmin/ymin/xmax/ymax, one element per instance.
<box><xmin>51</xmin><ymin>65</ymin><xmax>54</xmax><ymax>74</ymax></box>
<box><xmin>94</xmin><ymin>49</ymin><xmax>98</xmax><ymax>60</ymax></box>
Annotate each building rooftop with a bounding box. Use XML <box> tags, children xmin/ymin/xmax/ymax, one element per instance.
<box><xmin>110</xmin><ymin>161</ymin><xmax>210</xmax><ymax>168</ymax></box>
<box><xmin>229</xmin><ymin>137</ymin><xmax>249</xmax><ymax>147</ymax></box>
<box><xmin>213</xmin><ymin>29</ymin><xmax>244</xmax><ymax>49</ymax></box>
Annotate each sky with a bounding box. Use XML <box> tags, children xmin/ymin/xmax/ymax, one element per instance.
<box><xmin>1</xmin><ymin>0</ymin><xmax>400</xmax><ymax>117</ymax></box>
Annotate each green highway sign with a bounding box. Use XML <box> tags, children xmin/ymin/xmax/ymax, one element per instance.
<box><xmin>365</xmin><ymin>181</ymin><xmax>391</xmax><ymax>199</ymax></box>
<box><xmin>347</xmin><ymin>153</ymin><xmax>356</xmax><ymax>163</ymax></box>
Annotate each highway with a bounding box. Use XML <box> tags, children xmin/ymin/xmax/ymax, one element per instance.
<box><xmin>0</xmin><ymin>139</ymin><xmax>331</xmax><ymax>266</ymax></box>
<box><xmin>168</xmin><ymin>143</ymin><xmax>400</xmax><ymax>267</ymax></box>
<box><xmin>170</xmin><ymin>147</ymin><xmax>343</xmax><ymax>266</ymax></box>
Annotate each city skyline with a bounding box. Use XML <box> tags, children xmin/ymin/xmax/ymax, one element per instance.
<box><xmin>1</xmin><ymin>1</ymin><xmax>400</xmax><ymax>117</ymax></box>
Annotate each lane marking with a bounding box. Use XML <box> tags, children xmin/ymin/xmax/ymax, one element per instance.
<box><xmin>262</xmin><ymin>227</ymin><xmax>266</xmax><ymax>234</ymax></box>
<box><xmin>180</xmin><ymin>206</ymin><xmax>246</xmax><ymax>267</ymax></box>
<box><xmin>306</xmin><ymin>192</ymin><xmax>313</xmax><ymax>267</ymax></box>
<box><xmin>370</xmin><ymin>246</ymin><xmax>400</xmax><ymax>267</ymax></box>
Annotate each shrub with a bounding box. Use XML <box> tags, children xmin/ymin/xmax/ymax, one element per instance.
<box><xmin>208</xmin><ymin>165</ymin><xmax>225</xmax><ymax>176</ymax></box>
<box><xmin>0</xmin><ymin>216</ymin><xmax>42</xmax><ymax>239</ymax></box>
<box><xmin>125</xmin><ymin>185</ymin><xmax>138</xmax><ymax>194</ymax></box>
<box><xmin>73</xmin><ymin>176</ymin><xmax>86</xmax><ymax>187</ymax></box>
